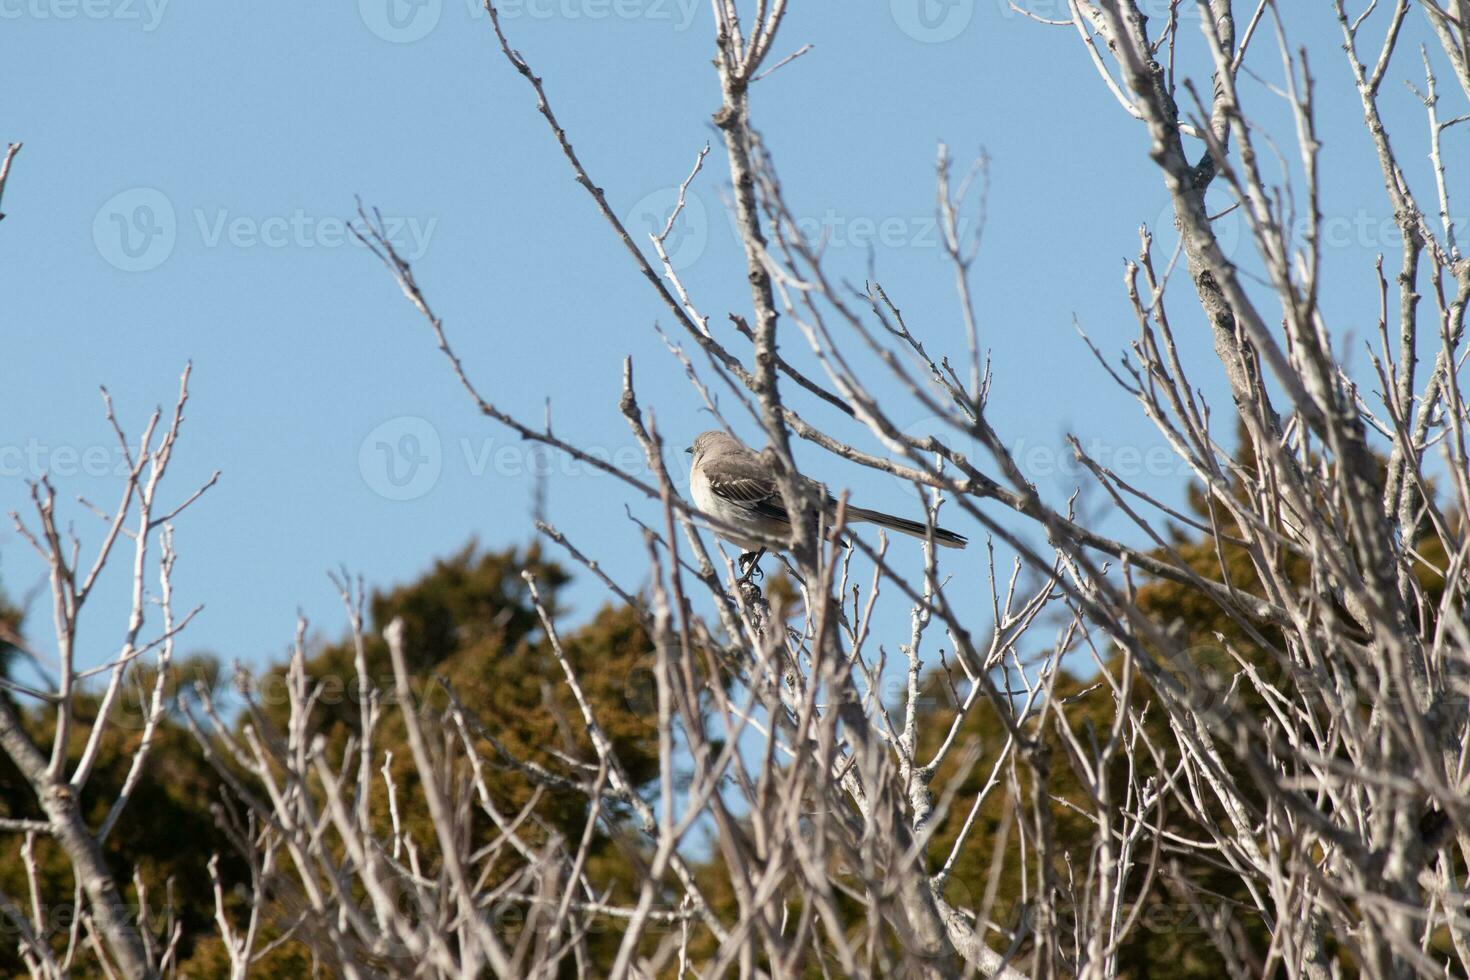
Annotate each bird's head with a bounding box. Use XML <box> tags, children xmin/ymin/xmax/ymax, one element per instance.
<box><xmin>688</xmin><ymin>430</ymin><xmax>741</xmax><ymax>464</ymax></box>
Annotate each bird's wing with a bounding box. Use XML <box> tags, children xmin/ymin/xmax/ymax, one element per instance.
<box><xmin>705</xmin><ymin>457</ymin><xmax>791</xmax><ymax>522</ymax></box>
<box><xmin>705</xmin><ymin>455</ymin><xmax>843</xmax><ymax>527</ymax></box>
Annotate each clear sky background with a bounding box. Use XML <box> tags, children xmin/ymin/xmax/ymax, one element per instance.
<box><xmin>2</xmin><ymin>2</ymin><xmax>1462</xmax><ymax>683</ymax></box>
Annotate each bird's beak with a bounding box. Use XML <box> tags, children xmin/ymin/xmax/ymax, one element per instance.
<box><xmin>684</xmin><ymin>447</ymin><xmax>693</xmax><ymax>455</ymax></box>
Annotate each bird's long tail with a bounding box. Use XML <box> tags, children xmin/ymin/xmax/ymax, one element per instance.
<box><xmin>846</xmin><ymin>506</ymin><xmax>967</xmax><ymax>549</ymax></box>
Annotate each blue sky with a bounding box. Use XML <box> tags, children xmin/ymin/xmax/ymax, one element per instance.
<box><xmin>1</xmin><ymin>2</ymin><xmax>1461</xmax><ymax>682</ymax></box>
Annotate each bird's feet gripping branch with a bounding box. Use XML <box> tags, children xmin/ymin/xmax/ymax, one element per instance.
<box><xmin>738</xmin><ymin>549</ymin><xmax>766</xmax><ymax>583</ymax></box>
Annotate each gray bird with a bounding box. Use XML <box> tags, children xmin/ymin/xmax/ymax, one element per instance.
<box><xmin>685</xmin><ymin>430</ymin><xmax>966</xmax><ymax>575</ymax></box>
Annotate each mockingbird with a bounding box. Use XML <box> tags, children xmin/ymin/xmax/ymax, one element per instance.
<box><xmin>686</xmin><ymin>430</ymin><xmax>966</xmax><ymax>575</ymax></box>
